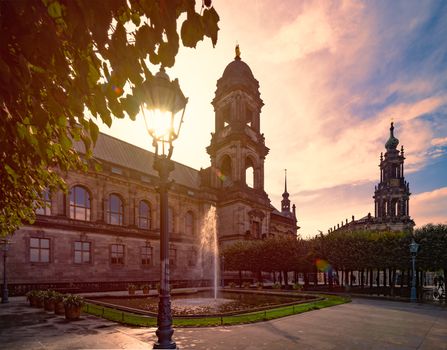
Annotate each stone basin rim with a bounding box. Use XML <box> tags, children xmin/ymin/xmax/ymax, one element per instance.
<box><xmin>85</xmin><ymin>290</ymin><xmax>323</xmax><ymax>318</ymax></box>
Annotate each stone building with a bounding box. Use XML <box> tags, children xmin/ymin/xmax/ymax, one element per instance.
<box><xmin>6</xmin><ymin>50</ymin><xmax>298</xmax><ymax>292</ymax></box>
<box><xmin>328</xmin><ymin>122</ymin><xmax>415</xmax><ymax>234</ymax></box>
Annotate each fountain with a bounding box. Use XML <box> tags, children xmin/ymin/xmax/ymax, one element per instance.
<box><xmin>198</xmin><ymin>205</ymin><xmax>219</xmax><ymax>299</ymax></box>
<box><xmin>88</xmin><ymin>207</ymin><xmax>319</xmax><ymax>317</ymax></box>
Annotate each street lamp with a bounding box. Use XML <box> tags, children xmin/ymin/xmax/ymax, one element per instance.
<box><xmin>409</xmin><ymin>238</ymin><xmax>420</xmax><ymax>302</ymax></box>
<box><xmin>1</xmin><ymin>237</ymin><xmax>12</xmax><ymax>304</ymax></box>
<box><xmin>140</xmin><ymin>66</ymin><xmax>187</xmax><ymax>350</ymax></box>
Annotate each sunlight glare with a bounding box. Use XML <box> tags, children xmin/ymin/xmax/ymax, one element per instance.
<box><xmin>144</xmin><ymin>108</ymin><xmax>173</xmax><ymax>141</ymax></box>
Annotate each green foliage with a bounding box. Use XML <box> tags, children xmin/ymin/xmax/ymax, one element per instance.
<box><xmin>83</xmin><ymin>295</ymin><xmax>349</xmax><ymax>327</ymax></box>
<box><xmin>0</xmin><ymin>0</ymin><xmax>219</xmax><ymax>237</ymax></box>
<box><xmin>222</xmin><ymin>225</ymin><xmax>447</xmax><ymax>277</ymax></box>
<box><xmin>63</xmin><ymin>294</ymin><xmax>85</xmax><ymax>307</ymax></box>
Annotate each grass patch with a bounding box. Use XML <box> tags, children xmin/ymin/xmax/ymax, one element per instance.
<box><xmin>83</xmin><ymin>294</ymin><xmax>350</xmax><ymax>328</ymax></box>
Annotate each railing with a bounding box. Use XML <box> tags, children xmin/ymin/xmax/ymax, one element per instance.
<box><xmin>1</xmin><ymin>279</ymin><xmax>213</xmax><ymax>296</ymax></box>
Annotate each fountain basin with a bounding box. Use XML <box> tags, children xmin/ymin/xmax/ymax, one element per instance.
<box><xmin>87</xmin><ymin>289</ymin><xmax>320</xmax><ymax>317</ymax></box>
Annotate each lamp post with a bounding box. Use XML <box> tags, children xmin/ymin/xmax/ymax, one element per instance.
<box><xmin>140</xmin><ymin>66</ymin><xmax>187</xmax><ymax>349</ymax></box>
<box><xmin>1</xmin><ymin>238</ymin><xmax>12</xmax><ymax>304</ymax></box>
<box><xmin>409</xmin><ymin>238</ymin><xmax>419</xmax><ymax>302</ymax></box>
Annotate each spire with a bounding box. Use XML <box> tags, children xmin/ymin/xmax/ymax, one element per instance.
<box><xmin>281</xmin><ymin>169</ymin><xmax>290</xmax><ymax>212</ymax></box>
<box><xmin>235</xmin><ymin>44</ymin><xmax>241</xmax><ymax>61</ymax></box>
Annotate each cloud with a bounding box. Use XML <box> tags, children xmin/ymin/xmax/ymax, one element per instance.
<box><xmin>412</xmin><ymin>187</ymin><xmax>447</xmax><ymax>226</ymax></box>
<box><xmin>432</xmin><ymin>137</ymin><xmax>447</xmax><ymax>147</ymax></box>
<box><xmin>97</xmin><ymin>0</ymin><xmax>447</xmax><ymax>236</ymax></box>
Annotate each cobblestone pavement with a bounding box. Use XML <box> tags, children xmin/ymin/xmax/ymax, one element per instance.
<box><xmin>0</xmin><ymin>297</ymin><xmax>446</xmax><ymax>350</ymax></box>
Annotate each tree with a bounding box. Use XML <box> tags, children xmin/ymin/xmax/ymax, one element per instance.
<box><xmin>0</xmin><ymin>0</ymin><xmax>220</xmax><ymax>237</ymax></box>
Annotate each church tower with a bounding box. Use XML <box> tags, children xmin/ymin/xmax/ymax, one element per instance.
<box><xmin>373</xmin><ymin>122</ymin><xmax>414</xmax><ymax>231</ymax></box>
<box><xmin>206</xmin><ymin>46</ymin><xmax>272</xmax><ymax>243</ymax></box>
<box><xmin>281</xmin><ymin>169</ymin><xmax>290</xmax><ymax>213</ymax></box>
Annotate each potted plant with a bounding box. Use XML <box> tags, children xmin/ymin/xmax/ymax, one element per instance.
<box><xmin>54</xmin><ymin>292</ymin><xmax>65</xmax><ymax>315</ymax></box>
<box><xmin>44</xmin><ymin>290</ymin><xmax>57</xmax><ymax>312</ymax></box>
<box><xmin>257</xmin><ymin>281</ymin><xmax>263</xmax><ymax>290</ymax></box>
<box><xmin>26</xmin><ymin>290</ymin><xmax>40</xmax><ymax>307</ymax></box>
<box><xmin>63</xmin><ymin>294</ymin><xmax>84</xmax><ymax>320</ymax></box>
<box><xmin>141</xmin><ymin>284</ymin><xmax>150</xmax><ymax>295</ymax></box>
<box><xmin>229</xmin><ymin>282</ymin><xmax>236</xmax><ymax>289</ymax></box>
<box><xmin>243</xmin><ymin>281</ymin><xmax>251</xmax><ymax>289</ymax></box>
<box><xmin>35</xmin><ymin>290</ymin><xmax>46</xmax><ymax>308</ymax></box>
<box><xmin>127</xmin><ymin>284</ymin><xmax>137</xmax><ymax>295</ymax></box>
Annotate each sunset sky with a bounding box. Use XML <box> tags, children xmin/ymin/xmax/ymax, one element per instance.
<box><xmin>98</xmin><ymin>0</ymin><xmax>447</xmax><ymax>237</ymax></box>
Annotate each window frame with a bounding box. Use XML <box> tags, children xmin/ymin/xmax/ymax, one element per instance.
<box><xmin>140</xmin><ymin>245</ymin><xmax>153</xmax><ymax>267</ymax></box>
<box><xmin>74</xmin><ymin>241</ymin><xmax>92</xmax><ymax>264</ymax></box>
<box><xmin>69</xmin><ymin>185</ymin><xmax>91</xmax><ymax>221</ymax></box>
<box><xmin>138</xmin><ymin>200</ymin><xmax>151</xmax><ymax>230</ymax></box>
<box><xmin>29</xmin><ymin>237</ymin><xmax>51</xmax><ymax>263</ymax></box>
<box><xmin>36</xmin><ymin>189</ymin><xmax>52</xmax><ymax>216</ymax></box>
<box><xmin>107</xmin><ymin>194</ymin><xmax>124</xmax><ymax>226</ymax></box>
<box><xmin>110</xmin><ymin>243</ymin><xmax>125</xmax><ymax>265</ymax></box>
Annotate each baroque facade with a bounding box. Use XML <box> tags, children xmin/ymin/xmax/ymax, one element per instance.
<box><xmin>328</xmin><ymin>122</ymin><xmax>415</xmax><ymax>234</ymax></box>
<box><xmin>7</xmin><ymin>51</ymin><xmax>298</xmax><ymax>291</ymax></box>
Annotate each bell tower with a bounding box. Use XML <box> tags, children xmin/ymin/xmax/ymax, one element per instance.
<box><xmin>206</xmin><ymin>46</ymin><xmax>271</xmax><ymax>243</ymax></box>
<box><xmin>373</xmin><ymin>122</ymin><xmax>414</xmax><ymax>231</ymax></box>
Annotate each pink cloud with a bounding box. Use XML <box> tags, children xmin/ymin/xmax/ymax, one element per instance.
<box><xmin>412</xmin><ymin>187</ymin><xmax>447</xmax><ymax>226</ymax></box>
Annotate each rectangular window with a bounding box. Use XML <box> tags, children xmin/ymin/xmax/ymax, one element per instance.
<box><xmin>30</xmin><ymin>238</ymin><xmax>50</xmax><ymax>263</ymax></box>
<box><xmin>169</xmin><ymin>248</ymin><xmax>177</xmax><ymax>267</ymax></box>
<box><xmin>36</xmin><ymin>190</ymin><xmax>51</xmax><ymax>216</ymax></box>
<box><xmin>110</xmin><ymin>244</ymin><xmax>124</xmax><ymax>265</ymax></box>
<box><xmin>141</xmin><ymin>246</ymin><xmax>153</xmax><ymax>266</ymax></box>
<box><xmin>74</xmin><ymin>241</ymin><xmax>91</xmax><ymax>264</ymax></box>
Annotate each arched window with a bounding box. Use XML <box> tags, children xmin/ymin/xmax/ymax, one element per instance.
<box><xmin>108</xmin><ymin>194</ymin><xmax>123</xmax><ymax>225</ymax></box>
<box><xmin>168</xmin><ymin>207</ymin><xmax>174</xmax><ymax>233</ymax></box>
<box><xmin>139</xmin><ymin>200</ymin><xmax>151</xmax><ymax>229</ymax></box>
<box><xmin>70</xmin><ymin>186</ymin><xmax>91</xmax><ymax>221</ymax></box>
<box><xmin>185</xmin><ymin>211</ymin><xmax>194</xmax><ymax>235</ymax></box>
<box><xmin>245</xmin><ymin>157</ymin><xmax>255</xmax><ymax>188</ymax></box>
<box><xmin>36</xmin><ymin>188</ymin><xmax>51</xmax><ymax>216</ymax></box>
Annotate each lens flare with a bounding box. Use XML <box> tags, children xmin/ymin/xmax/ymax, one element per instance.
<box><xmin>112</xmin><ymin>85</ymin><xmax>123</xmax><ymax>96</ymax></box>
<box><xmin>315</xmin><ymin>258</ymin><xmax>331</xmax><ymax>272</ymax></box>
<box><xmin>214</xmin><ymin>168</ymin><xmax>226</xmax><ymax>182</ymax></box>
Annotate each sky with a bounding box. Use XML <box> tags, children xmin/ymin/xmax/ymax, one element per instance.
<box><xmin>98</xmin><ymin>0</ymin><xmax>447</xmax><ymax>238</ymax></box>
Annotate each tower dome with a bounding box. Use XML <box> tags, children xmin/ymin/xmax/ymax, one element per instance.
<box><xmin>385</xmin><ymin>122</ymin><xmax>399</xmax><ymax>150</ymax></box>
<box><xmin>213</xmin><ymin>45</ymin><xmax>261</xmax><ymax>103</ymax></box>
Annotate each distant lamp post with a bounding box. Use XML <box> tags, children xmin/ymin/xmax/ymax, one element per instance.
<box><xmin>140</xmin><ymin>66</ymin><xmax>187</xmax><ymax>350</ymax></box>
<box><xmin>1</xmin><ymin>237</ymin><xmax>12</xmax><ymax>304</ymax></box>
<box><xmin>409</xmin><ymin>238</ymin><xmax>420</xmax><ymax>302</ymax></box>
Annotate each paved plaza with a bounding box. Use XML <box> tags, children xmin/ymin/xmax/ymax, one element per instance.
<box><xmin>0</xmin><ymin>297</ymin><xmax>446</xmax><ymax>350</ymax></box>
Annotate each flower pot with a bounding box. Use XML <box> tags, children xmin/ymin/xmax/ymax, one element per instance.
<box><xmin>28</xmin><ymin>296</ymin><xmax>38</xmax><ymax>307</ymax></box>
<box><xmin>142</xmin><ymin>287</ymin><xmax>150</xmax><ymax>295</ymax></box>
<box><xmin>36</xmin><ymin>297</ymin><xmax>44</xmax><ymax>308</ymax></box>
<box><xmin>44</xmin><ymin>298</ymin><xmax>55</xmax><ymax>312</ymax></box>
<box><xmin>128</xmin><ymin>289</ymin><xmax>136</xmax><ymax>295</ymax></box>
<box><xmin>54</xmin><ymin>301</ymin><xmax>65</xmax><ymax>315</ymax></box>
<box><xmin>64</xmin><ymin>305</ymin><xmax>82</xmax><ymax>320</ymax></box>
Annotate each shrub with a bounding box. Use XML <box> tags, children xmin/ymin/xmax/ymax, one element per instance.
<box><xmin>272</xmin><ymin>282</ymin><xmax>281</xmax><ymax>289</ymax></box>
<box><xmin>63</xmin><ymin>294</ymin><xmax>85</xmax><ymax>307</ymax></box>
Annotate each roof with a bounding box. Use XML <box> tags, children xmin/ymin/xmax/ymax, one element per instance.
<box><xmin>222</xmin><ymin>58</ymin><xmax>255</xmax><ymax>82</ymax></box>
<box><xmin>74</xmin><ymin>133</ymin><xmax>201</xmax><ymax>190</ymax></box>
